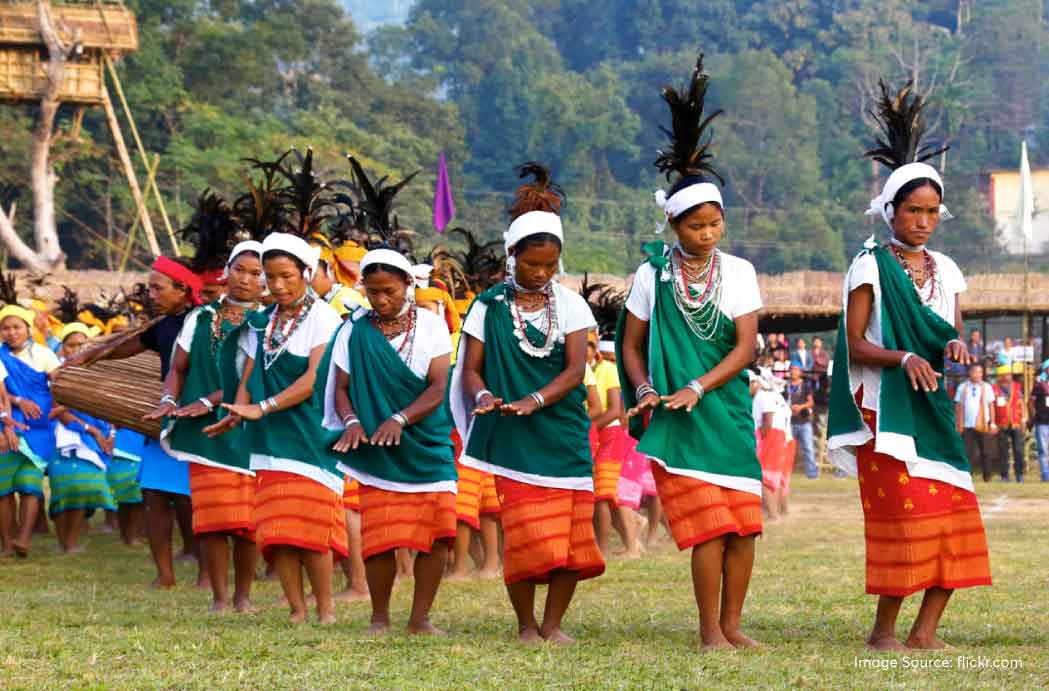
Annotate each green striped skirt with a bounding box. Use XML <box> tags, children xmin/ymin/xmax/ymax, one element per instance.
<box><xmin>48</xmin><ymin>456</ymin><xmax>116</xmax><ymax>517</ymax></box>
<box><xmin>0</xmin><ymin>452</ymin><xmax>44</xmax><ymax>498</ymax></box>
<box><xmin>106</xmin><ymin>457</ymin><xmax>143</xmax><ymax>505</ymax></box>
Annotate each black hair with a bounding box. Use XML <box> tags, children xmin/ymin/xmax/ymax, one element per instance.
<box><xmin>262</xmin><ymin>250</ymin><xmax>307</xmax><ymax>275</ymax></box>
<box><xmin>362</xmin><ymin>263</ymin><xmax>411</xmax><ymax>283</ymax></box>
<box><xmin>512</xmin><ymin>233</ymin><xmax>563</xmax><ymax>255</ymax></box>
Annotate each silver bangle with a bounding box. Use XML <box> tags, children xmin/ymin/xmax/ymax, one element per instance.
<box><xmin>160</xmin><ymin>394</ymin><xmax>177</xmax><ymax>407</ymax></box>
<box><xmin>635</xmin><ymin>383</ymin><xmax>656</xmax><ymax>400</ymax></box>
<box><xmin>0</xmin><ymin>411</ymin><xmax>8</xmax><ymax>419</ymax></box>
<box><xmin>266</xmin><ymin>397</ymin><xmax>278</xmax><ymax>414</ymax></box>
<box><xmin>342</xmin><ymin>415</ymin><xmax>360</xmax><ymax>428</ymax></box>
<box><xmin>391</xmin><ymin>412</ymin><xmax>408</xmax><ymax>427</ymax></box>
<box><xmin>475</xmin><ymin>389</ymin><xmax>493</xmax><ymax>405</ymax></box>
<box><xmin>900</xmin><ymin>352</ymin><xmax>916</xmax><ymax>368</ymax></box>
<box><xmin>686</xmin><ymin>379</ymin><xmax>705</xmax><ymax>400</ymax></box>
<box><xmin>529</xmin><ymin>391</ymin><xmax>545</xmax><ymax>409</ymax></box>
<box><xmin>199</xmin><ymin>397</ymin><xmax>215</xmax><ymax>412</ymax></box>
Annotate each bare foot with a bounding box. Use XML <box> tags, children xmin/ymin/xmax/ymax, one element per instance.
<box><xmin>406</xmin><ymin>620</ymin><xmax>446</xmax><ymax>636</ymax></box>
<box><xmin>122</xmin><ymin>538</ymin><xmax>143</xmax><ymax>547</ymax></box>
<box><xmin>723</xmin><ymin>629</ymin><xmax>760</xmax><ymax>649</ymax></box>
<box><xmin>477</xmin><ymin>568</ymin><xmax>502</xmax><ymax>580</ymax></box>
<box><xmin>367</xmin><ymin>621</ymin><xmax>391</xmax><ymax>635</ymax></box>
<box><xmin>334</xmin><ymin>588</ymin><xmax>369</xmax><ymax>603</ymax></box>
<box><xmin>866</xmin><ymin>635</ymin><xmax>908</xmax><ymax>652</ymax></box>
<box><xmin>700</xmin><ymin>629</ymin><xmax>734</xmax><ymax>652</ymax></box>
<box><xmin>233</xmin><ymin>599</ymin><xmax>257</xmax><ymax>614</ymax></box>
<box><xmin>196</xmin><ymin>577</ymin><xmax>212</xmax><ymax>591</ymax></box>
<box><xmin>613</xmin><ymin>546</ymin><xmax>644</xmax><ymax>559</ymax></box>
<box><xmin>518</xmin><ymin>627</ymin><xmax>542</xmax><ymax>644</ymax></box>
<box><xmin>288</xmin><ymin>610</ymin><xmax>307</xmax><ymax>624</ymax></box>
<box><xmin>0</xmin><ymin>548</ymin><xmax>12</xmax><ymax>558</ymax></box>
<box><xmin>209</xmin><ymin>601</ymin><xmax>230</xmax><ymax>615</ymax></box>
<box><xmin>176</xmin><ymin>551</ymin><xmax>197</xmax><ymax>563</ymax></box>
<box><xmin>150</xmin><ymin>576</ymin><xmax>176</xmax><ymax>589</ymax></box>
<box><xmin>317</xmin><ymin>612</ymin><xmax>337</xmax><ymax>625</ymax></box>
<box><xmin>905</xmin><ymin>635</ymin><xmax>949</xmax><ymax>650</ymax></box>
<box><xmin>541</xmin><ymin>627</ymin><xmax>576</xmax><ymax>646</ymax></box>
<box><xmin>443</xmin><ymin>571</ymin><xmax>473</xmax><ymax>583</ymax></box>
<box><xmin>11</xmin><ymin>540</ymin><xmax>28</xmax><ymax>558</ymax></box>
<box><xmin>67</xmin><ymin>544</ymin><xmax>86</xmax><ymax>555</ymax></box>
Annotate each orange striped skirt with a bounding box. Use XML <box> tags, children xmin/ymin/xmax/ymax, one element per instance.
<box><xmin>479</xmin><ymin>472</ymin><xmax>500</xmax><ymax>515</ymax></box>
<box><xmin>652</xmin><ymin>463</ymin><xmax>763</xmax><ymax>550</ymax></box>
<box><xmin>359</xmin><ymin>485</ymin><xmax>457</xmax><ymax>560</ymax></box>
<box><xmin>254</xmin><ymin>470</ymin><xmax>348</xmax><ymax>560</ymax></box>
<box><xmin>496</xmin><ymin>477</ymin><xmax>605</xmax><ymax>585</ymax></box>
<box><xmin>342</xmin><ymin>477</ymin><xmax>361</xmax><ymax>512</ymax></box>
<box><xmin>858</xmin><ymin>408</ymin><xmax>992</xmax><ymax>597</ymax></box>
<box><xmin>757</xmin><ymin>429</ymin><xmax>788</xmax><ymax>492</ymax></box>
<box><xmin>188</xmin><ymin>464</ymin><xmax>256</xmax><ymax>539</ymax></box>
<box><xmin>455</xmin><ymin>462</ymin><xmax>483</xmax><ymax>529</ymax></box>
<box><xmin>593</xmin><ymin>425</ymin><xmax>626</xmax><ymax>502</ymax></box>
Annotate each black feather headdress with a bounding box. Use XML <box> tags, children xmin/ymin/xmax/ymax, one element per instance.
<box><xmin>56</xmin><ymin>287</ymin><xmax>81</xmax><ymax>324</ymax></box>
<box><xmin>581</xmin><ymin>276</ymin><xmax>625</xmax><ymax>340</ymax></box>
<box><xmin>0</xmin><ymin>267</ymin><xmax>17</xmax><ymax>305</ymax></box>
<box><xmin>275</xmin><ymin>147</ymin><xmax>339</xmax><ymax>238</ymax></box>
<box><xmin>234</xmin><ymin>152</ymin><xmax>289</xmax><ymax>239</ymax></box>
<box><xmin>508</xmin><ymin>162</ymin><xmax>564</xmax><ymax>220</ymax></box>
<box><xmin>180</xmin><ymin>190</ymin><xmax>240</xmax><ymax>274</ymax></box>
<box><xmin>654</xmin><ymin>54</ymin><xmax>724</xmax><ymax>184</ymax></box>
<box><xmin>347</xmin><ymin>156</ymin><xmax>419</xmax><ymax>257</ymax></box>
<box><xmin>442</xmin><ymin>227</ymin><xmax>505</xmax><ymax>296</ymax></box>
<box><xmin>865</xmin><ymin>80</ymin><xmax>949</xmax><ymax>172</ymax></box>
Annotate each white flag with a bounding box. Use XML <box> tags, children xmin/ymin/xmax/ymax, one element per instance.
<box><xmin>1018</xmin><ymin>140</ymin><xmax>1034</xmax><ymax>241</ymax></box>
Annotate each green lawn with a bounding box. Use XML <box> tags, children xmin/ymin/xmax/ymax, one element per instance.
<box><xmin>2</xmin><ymin>478</ymin><xmax>1046</xmax><ymax>690</ymax></box>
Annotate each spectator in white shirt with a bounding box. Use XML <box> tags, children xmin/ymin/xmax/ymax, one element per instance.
<box><xmin>954</xmin><ymin>363</ymin><xmax>997</xmax><ymax>481</ymax></box>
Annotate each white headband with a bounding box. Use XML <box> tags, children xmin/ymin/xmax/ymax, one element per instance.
<box><xmin>262</xmin><ymin>233</ymin><xmax>321</xmax><ymax>279</ymax></box>
<box><xmin>360</xmin><ymin>249</ymin><xmax>416</xmax><ymax>281</ymax></box>
<box><xmin>865</xmin><ymin>162</ymin><xmax>952</xmax><ymax>230</ymax></box>
<box><xmin>654</xmin><ymin>182</ymin><xmax>723</xmax><ymax>233</ymax></box>
<box><xmin>598</xmin><ymin>340</ymin><xmax>615</xmax><ymax>354</ymax></box>
<box><xmin>504</xmin><ymin>211</ymin><xmax>563</xmax><ymax>252</ymax></box>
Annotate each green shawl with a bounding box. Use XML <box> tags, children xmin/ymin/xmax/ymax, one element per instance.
<box><xmin>615</xmin><ymin>247</ymin><xmax>761</xmax><ymax>492</ymax></box>
<box><xmin>230</xmin><ymin>306</ymin><xmax>342</xmax><ymax>484</ymax></box>
<box><xmin>462</xmin><ymin>284</ymin><xmax>592</xmax><ymax>486</ymax></box>
<box><xmin>163</xmin><ymin>302</ymin><xmax>250</xmax><ymax>473</ymax></box>
<box><xmin>336</xmin><ymin>315</ymin><xmax>456</xmax><ymax>488</ymax></box>
<box><xmin>827</xmin><ymin>242</ymin><xmax>970</xmax><ymax>487</ymax></box>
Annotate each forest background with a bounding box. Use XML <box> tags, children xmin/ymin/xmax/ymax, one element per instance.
<box><xmin>0</xmin><ymin>0</ymin><xmax>1044</xmax><ymax>277</ymax></box>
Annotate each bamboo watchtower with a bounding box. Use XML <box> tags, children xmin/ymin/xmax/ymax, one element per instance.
<box><xmin>0</xmin><ymin>0</ymin><xmax>172</xmax><ymax>257</ymax></box>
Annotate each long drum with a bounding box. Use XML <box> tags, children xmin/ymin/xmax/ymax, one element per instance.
<box><xmin>52</xmin><ymin>352</ymin><xmax>164</xmax><ymax>438</ymax></box>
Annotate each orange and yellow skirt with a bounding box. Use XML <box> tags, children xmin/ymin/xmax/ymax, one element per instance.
<box><xmin>188</xmin><ymin>463</ymin><xmax>256</xmax><ymax>539</ymax></box>
<box><xmin>857</xmin><ymin>408</ymin><xmax>992</xmax><ymax>597</ymax></box>
<box><xmin>342</xmin><ymin>477</ymin><xmax>361</xmax><ymax>512</ymax></box>
<box><xmin>479</xmin><ymin>472</ymin><xmax>500</xmax><ymax>516</ymax></box>
<box><xmin>496</xmin><ymin>477</ymin><xmax>605</xmax><ymax>585</ymax></box>
<box><xmin>455</xmin><ymin>462</ymin><xmax>484</xmax><ymax>529</ymax></box>
<box><xmin>593</xmin><ymin>425</ymin><xmax>627</xmax><ymax>503</ymax></box>
<box><xmin>359</xmin><ymin>485</ymin><xmax>457</xmax><ymax>560</ymax></box>
<box><xmin>651</xmin><ymin>463</ymin><xmax>763</xmax><ymax>550</ymax></box>
<box><xmin>254</xmin><ymin>470</ymin><xmax>348</xmax><ymax>560</ymax></box>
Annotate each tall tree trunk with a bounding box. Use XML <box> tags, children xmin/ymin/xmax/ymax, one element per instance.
<box><xmin>30</xmin><ymin>0</ymin><xmax>67</xmax><ymax>271</ymax></box>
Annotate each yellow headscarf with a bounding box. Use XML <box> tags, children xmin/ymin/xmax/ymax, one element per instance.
<box><xmin>28</xmin><ymin>298</ymin><xmax>63</xmax><ymax>345</ymax></box>
<box><xmin>0</xmin><ymin>304</ymin><xmax>37</xmax><ymax>329</ymax></box>
<box><xmin>415</xmin><ymin>286</ymin><xmax>462</xmax><ymax>334</ymax></box>
<box><xmin>59</xmin><ymin>321</ymin><xmax>100</xmax><ymax>342</ymax></box>
<box><xmin>332</xmin><ymin>241</ymin><xmax>368</xmax><ymax>287</ymax></box>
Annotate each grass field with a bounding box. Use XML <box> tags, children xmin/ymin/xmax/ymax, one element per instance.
<box><xmin>2</xmin><ymin>478</ymin><xmax>1046</xmax><ymax>690</ymax></box>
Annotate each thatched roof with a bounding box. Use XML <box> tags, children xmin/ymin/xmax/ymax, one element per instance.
<box><xmin>0</xmin><ymin>2</ymin><xmax>138</xmax><ymax>51</ymax></box>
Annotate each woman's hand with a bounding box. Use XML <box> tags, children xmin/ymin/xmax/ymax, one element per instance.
<box><xmin>903</xmin><ymin>354</ymin><xmax>942</xmax><ymax>392</ymax></box>
<box><xmin>100</xmin><ymin>433</ymin><xmax>116</xmax><ymax>456</ymax></box>
<box><xmin>500</xmin><ymin>397</ymin><xmax>540</xmax><ymax>417</ymax></box>
<box><xmin>15</xmin><ymin>398</ymin><xmax>42</xmax><ymax>420</ymax></box>
<box><xmin>473</xmin><ymin>393</ymin><xmax>504</xmax><ymax>416</ymax></box>
<box><xmin>221</xmin><ymin>402</ymin><xmax>264</xmax><ymax>421</ymax></box>
<box><xmin>88</xmin><ymin>426</ymin><xmax>107</xmax><ymax>449</ymax></box>
<box><xmin>946</xmin><ymin>340</ymin><xmax>972</xmax><ymax>366</ymax></box>
<box><xmin>371</xmin><ymin>419</ymin><xmax>403</xmax><ymax>447</ymax></box>
<box><xmin>333</xmin><ymin>424</ymin><xmax>369</xmax><ymax>453</ymax></box>
<box><xmin>174</xmin><ymin>400</ymin><xmax>214</xmax><ymax>419</ymax></box>
<box><xmin>48</xmin><ymin>405</ymin><xmax>68</xmax><ymax>420</ymax></box>
<box><xmin>661</xmin><ymin>387</ymin><xmax>701</xmax><ymax>413</ymax></box>
<box><xmin>627</xmin><ymin>392</ymin><xmax>660</xmax><ymax>418</ymax></box>
<box><xmin>142</xmin><ymin>401</ymin><xmax>176</xmax><ymax>421</ymax></box>
<box><xmin>203</xmin><ymin>412</ymin><xmax>243</xmax><ymax>438</ymax></box>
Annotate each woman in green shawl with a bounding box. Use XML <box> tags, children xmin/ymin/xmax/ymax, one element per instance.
<box><xmin>618</xmin><ymin>56</ymin><xmax>764</xmax><ymax>651</ymax></box>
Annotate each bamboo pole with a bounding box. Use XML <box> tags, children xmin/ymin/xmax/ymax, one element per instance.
<box><xmin>102</xmin><ymin>88</ymin><xmax>160</xmax><ymax>256</ymax></box>
<box><xmin>119</xmin><ymin>153</ymin><xmax>161</xmax><ymax>271</ymax></box>
<box><xmin>103</xmin><ymin>56</ymin><xmax>179</xmax><ymax>255</ymax></box>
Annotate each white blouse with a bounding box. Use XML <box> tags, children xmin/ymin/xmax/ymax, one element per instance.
<box><xmin>239</xmin><ymin>298</ymin><xmax>342</xmax><ymax>360</ymax></box>
<box><xmin>461</xmin><ymin>282</ymin><xmax>596</xmax><ymax>343</ymax></box>
<box><xmin>625</xmin><ymin>251</ymin><xmax>763</xmax><ymax>322</ymax></box>
<box><xmin>332</xmin><ymin>307</ymin><xmax>452</xmax><ymax>379</ymax></box>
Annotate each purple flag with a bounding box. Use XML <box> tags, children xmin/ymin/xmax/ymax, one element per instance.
<box><xmin>432</xmin><ymin>151</ymin><xmax>455</xmax><ymax>233</ymax></box>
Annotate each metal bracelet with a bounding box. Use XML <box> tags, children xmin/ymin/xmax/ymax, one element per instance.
<box><xmin>900</xmin><ymin>352</ymin><xmax>916</xmax><ymax>368</ymax></box>
<box><xmin>475</xmin><ymin>389</ymin><xmax>493</xmax><ymax>405</ymax></box>
<box><xmin>199</xmin><ymin>397</ymin><xmax>215</xmax><ymax>412</ymax></box>
<box><xmin>635</xmin><ymin>383</ymin><xmax>656</xmax><ymax>401</ymax></box>
<box><xmin>160</xmin><ymin>394</ymin><xmax>177</xmax><ymax>407</ymax></box>
<box><xmin>529</xmin><ymin>391</ymin><xmax>546</xmax><ymax>409</ymax></box>
<box><xmin>686</xmin><ymin>379</ymin><xmax>705</xmax><ymax>400</ymax></box>
<box><xmin>342</xmin><ymin>415</ymin><xmax>361</xmax><ymax>428</ymax></box>
<box><xmin>391</xmin><ymin>412</ymin><xmax>409</xmax><ymax>427</ymax></box>
<box><xmin>0</xmin><ymin>411</ymin><xmax>8</xmax><ymax>419</ymax></box>
<box><xmin>265</xmin><ymin>397</ymin><xmax>279</xmax><ymax>415</ymax></box>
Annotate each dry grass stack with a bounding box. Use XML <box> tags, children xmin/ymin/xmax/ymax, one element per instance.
<box><xmin>52</xmin><ymin>352</ymin><xmax>164</xmax><ymax>438</ymax></box>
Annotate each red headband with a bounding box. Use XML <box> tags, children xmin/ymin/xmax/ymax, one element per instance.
<box><xmin>200</xmin><ymin>268</ymin><xmax>226</xmax><ymax>287</ymax></box>
<box><xmin>152</xmin><ymin>256</ymin><xmax>204</xmax><ymax>306</ymax></box>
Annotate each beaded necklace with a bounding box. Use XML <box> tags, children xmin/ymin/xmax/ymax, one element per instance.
<box><xmin>669</xmin><ymin>245</ymin><xmax>723</xmax><ymax>341</ymax></box>
<box><xmin>369</xmin><ymin>304</ymin><xmax>417</xmax><ymax>364</ymax></box>
<box><xmin>262</xmin><ymin>292</ymin><xmax>314</xmax><ymax>370</ymax></box>
<box><xmin>209</xmin><ymin>299</ymin><xmax>253</xmax><ymax>355</ymax></box>
<box><xmin>507</xmin><ymin>281</ymin><xmax>559</xmax><ymax>358</ymax></box>
<box><xmin>888</xmin><ymin>243</ymin><xmax>939</xmax><ymax>307</ymax></box>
